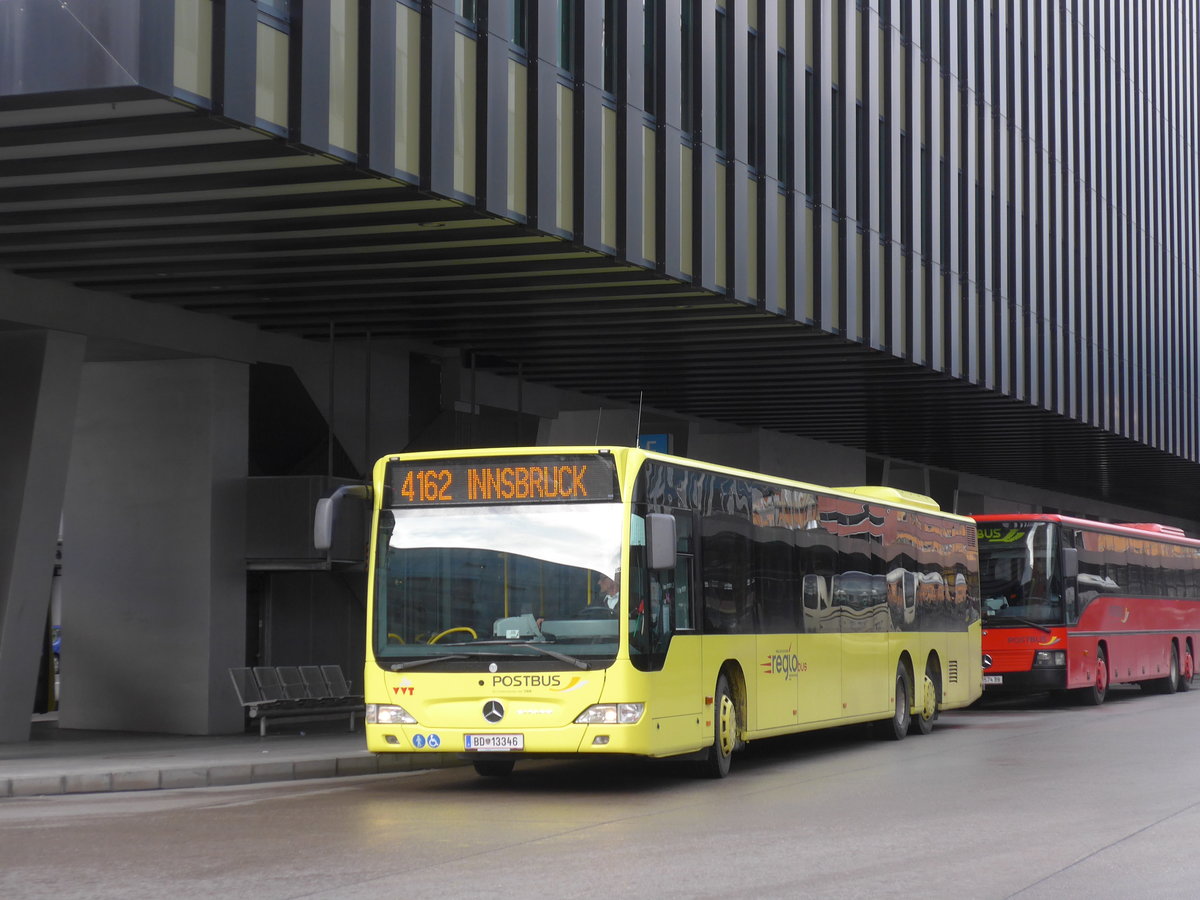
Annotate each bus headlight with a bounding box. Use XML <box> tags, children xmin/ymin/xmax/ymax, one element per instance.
<box><xmin>575</xmin><ymin>703</ymin><xmax>644</xmax><ymax>725</ymax></box>
<box><xmin>1033</xmin><ymin>651</ymin><xmax>1066</xmax><ymax>667</ymax></box>
<box><xmin>366</xmin><ymin>703</ymin><xmax>417</xmax><ymax>725</ymax></box>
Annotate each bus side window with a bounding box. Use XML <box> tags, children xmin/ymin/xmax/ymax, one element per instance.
<box><xmin>672</xmin><ymin>558</ymin><xmax>693</xmax><ymax>631</ymax></box>
<box><xmin>647</xmin><ymin>569</ymin><xmax>673</xmax><ymax>654</ymax></box>
<box><xmin>653</xmin><ymin>516</ymin><xmax>695</xmax><ymax>651</ymax></box>
<box><xmin>673</xmin><ymin>511</ymin><xmax>694</xmax><ymax>631</ymax></box>
<box><xmin>635</xmin><ymin>512</ymin><xmax>695</xmax><ymax>666</ymax></box>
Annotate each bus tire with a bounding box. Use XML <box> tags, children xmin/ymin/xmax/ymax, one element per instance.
<box><xmin>1179</xmin><ymin>647</ymin><xmax>1195</xmax><ymax>692</ymax></box>
<box><xmin>473</xmin><ymin>759</ymin><xmax>515</xmax><ymax>777</ymax></box>
<box><xmin>1079</xmin><ymin>648</ymin><xmax>1108</xmax><ymax>706</ymax></box>
<box><xmin>702</xmin><ymin>674</ymin><xmax>737</xmax><ymax>778</ymax></box>
<box><xmin>1151</xmin><ymin>644</ymin><xmax>1180</xmax><ymax>694</ymax></box>
<box><xmin>910</xmin><ymin>660</ymin><xmax>939</xmax><ymax>736</ymax></box>
<box><xmin>879</xmin><ymin>664</ymin><xmax>910</xmax><ymax>741</ymax></box>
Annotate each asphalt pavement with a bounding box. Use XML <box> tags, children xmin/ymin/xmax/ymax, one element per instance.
<box><xmin>0</xmin><ymin>716</ymin><xmax>457</xmax><ymax>798</ymax></box>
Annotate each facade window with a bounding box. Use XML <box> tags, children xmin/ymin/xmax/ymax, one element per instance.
<box><xmin>559</xmin><ymin>0</ymin><xmax>575</xmax><ymax>73</ymax></box>
<box><xmin>879</xmin><ymin>119</ymin><xmax>891</xmax><ymax>240</ymax></box>
<box><xmin>936</xmin><ymin>157</ymin><xmax>945</xmax><ymax>267</ymax></box>
<box><xmin>603</xmin><ymin>0</ymin><xmax>618</xmax><ymax>94</ymax></box>
<box><xmin>900</xmin><ymin>130</ymin><xmax>912</xmax><ymax>251</ymax></box>
<box><xmin>257</xmin><ymin>0</ymin><xmax>289</xmax><ymax>31</ymax></box>
<box><xmin>455</xmin><ymin>0</ymin><xmax>477</xmax><ymax>25</ymax></box>
<box><xmin>961</xmin><ymin>170</ymin><xmax>970</xmax><ymax>279</ymax></box>
<box><xmin>747</xmin><ymin>31</ymin><xmax>760</xmax><ymax>170</ymax></box>
<box><xmin>920</xmin><ymin>0</ymin><xmax>931</xmax><ymax>62</ymax></box>
<box><xmin>920</xmin><ymin>144</ymin><xmax>930</xmax><ymax>257</ymax></box>
<box><xmin>831</xmin><ymin>85</ymin><xmax>844</xmax><ymax>217</ymax></box>
<box><xmin>681</xmin><ymin>0</ymin><xmax>695</xmax><ymax>133</ymax></box>
<box><xmin>940</xmin><ymin>157</ymin><xmax>949</xmax><ymax>267</ymax></box>
<box><xmin>513</xmin><ymin>0</ymin><xmax>527</xmax><ymax>50</ymax></box>
<box><xmin>715</xmin><ymin>8</ymin><xmax>728</xmax><ymax>155</ymax></box>
<box><xmin>855</xmin><ymin>101</ymin><xmax>866</xmax><ymax>225</ymax></box>
<box><xmin>804</xmin><ymin>68</ymin><xmax>816</xmax><ymax>198</ymax></box>
<box><xmin>777</xmin><ymin>52</ymin><xmax>791</xmax><ymax>187</ymax></box>
<box><xmin>645</xmin><ymin>0</ymin><xmax>659</xmax><ymax>116</ymax></box>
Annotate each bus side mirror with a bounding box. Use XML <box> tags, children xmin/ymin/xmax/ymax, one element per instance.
<box><xmin>314</xmin><ymin>484</ymin><xmax>373</xmax><ymax>550</ymax></box>
<box><xmin>645</xmin><ymin>513</ymin><xmax>677</xmax><ymax>571</ymax></box>
<box><xmin>1062</xmin><ymin>547</ymin><xmax>1079</xmax><ymax>579</ymax></box>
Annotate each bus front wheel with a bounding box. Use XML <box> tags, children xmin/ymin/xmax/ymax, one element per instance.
<box><xmin>702</xmin><ymin>674</ymin><xmax>737</xmax><ymax>778</ymax></box>
<box><xmin>1079</xmin><ymin>649</ymin><xmax>1108</xmax><ymax>706</ymax></box>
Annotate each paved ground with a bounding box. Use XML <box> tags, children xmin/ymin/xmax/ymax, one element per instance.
<box><xmin>0</xmin><ymin>717</ymin><xmax>457</xmax><ymax>798</ymax></box>
<box><xmin>5</xmin><ymin>690</ymin><xmax>1200</xmax><ymax>899</ymax></box>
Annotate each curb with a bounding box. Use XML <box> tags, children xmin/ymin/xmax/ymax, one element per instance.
<box><xmin>0</xmin><ymin>752</ymin><xmax>463</xmax><ymax>799</ymax></box>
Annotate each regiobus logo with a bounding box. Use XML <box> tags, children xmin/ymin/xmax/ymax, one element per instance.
<box><xmin>761</xmin><ymin>647</ymin><xmax>806</xmax><ymax>681</ymax></box>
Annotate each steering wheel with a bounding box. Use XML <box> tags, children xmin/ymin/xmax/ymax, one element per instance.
<box><xmin>576</xmin><ymin>605</ymin><xmax>615</xmax><ymax>619</ymax></box>
<box><xmin>427</xmin><ymin>626</ymin><xmax>478</xmax><ymax>644</ymax></box>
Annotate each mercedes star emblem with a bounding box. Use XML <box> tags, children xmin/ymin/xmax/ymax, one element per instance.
<box><xmin>483</xmin><ymin>700</ymin><xmax>505</xmax><ymax>723</ymax></box>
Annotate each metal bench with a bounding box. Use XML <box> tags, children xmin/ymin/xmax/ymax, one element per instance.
<box><xmin>228</xmin><ymin>665</ymin><xmax>363</xmax><ymax>736</ymax></box>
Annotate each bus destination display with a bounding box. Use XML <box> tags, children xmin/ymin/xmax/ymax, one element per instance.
<box><xmin>388</xmin><ymin>456</ymin><xmax>617</xmax><ymax>506</ymax></box>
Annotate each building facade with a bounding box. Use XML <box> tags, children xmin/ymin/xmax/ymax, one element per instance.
<box><xmin>0</xmin><ymin>1</ymin><xmax>1197</xmax><ymax>740</ymax></box>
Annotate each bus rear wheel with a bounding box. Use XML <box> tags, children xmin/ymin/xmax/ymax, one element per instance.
<box><xmin>1180</xmin><ymin>648</ymin><xmax>1195</xmax><ymax>692</ymax></box>
<box><xmin>702</xmin><ymin>674</ymin><xmax>737</xmax><ymax>778</ymax></box>
<box><xmin>473</xmin><ymin>759</ymin><xmax>515</xmax><ymax>777</ymax></box>
<box><xmin>879</xmin><ymin>664</ymin><xmax>910</xmax><ymax>740</ymax></box>
<box><xmin>1149</xmin><ymin>644</ymin><xmax>1180</xmax><ymax>694</ymax></box>
<box><xmin>1079</xmin><ymin>649</ymin><xmax>1108</xmax><ymax>706</ymax></box>
<box><xmin>910</xmin><ymin>660</ymin><xmax>939</xmax><ymax>736</ymax></box>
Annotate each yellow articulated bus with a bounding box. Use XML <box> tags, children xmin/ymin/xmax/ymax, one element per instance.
<box><xmin>315</xmin><ymin>447</ymin><xmax>982</xmax><ymax>778</ymax></box>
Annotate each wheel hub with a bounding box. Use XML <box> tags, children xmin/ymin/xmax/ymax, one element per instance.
<box><xmin>920</xmin><ymin>674</ymin><xmax>937</xmax><ymax>720</ymax></box>
<box><xmin>717</xmin><ymin>694</ymin><xmax>736</xmax><ymax>756</ymax></box>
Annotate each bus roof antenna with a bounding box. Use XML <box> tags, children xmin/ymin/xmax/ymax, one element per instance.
<box><xmin>594</xmin><ymin>407</ymin><xmax>603</xmax><ymax>444</ymax></box>
<box><xmin>634</xmin><ymin>390</ymin><xmax>644</xmax><ymax>449</ymax></box>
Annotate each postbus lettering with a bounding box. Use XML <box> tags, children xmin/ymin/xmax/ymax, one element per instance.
<box><xmin>492</xmin><ymin>674</ymin><xmax>563</xmax><ymax>689</ymax></box>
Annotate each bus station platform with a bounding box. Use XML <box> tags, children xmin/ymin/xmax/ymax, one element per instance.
<box><xmin>0</xmin><ymin>717</ymin><xmax>456</xmax><ymax>798</ymax></box>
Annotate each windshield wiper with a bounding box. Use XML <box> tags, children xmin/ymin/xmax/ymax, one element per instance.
<box><xmin>471</xmin><ymin>640</ymin><xmax>591</xmax><ymax>670</ymax></box>
<box><xmin>390</xmin><ymin>654</ymin><xmax>471</xmax><ymax>671</ymax></box>
<box><xmin>984</xmin><ymin>614</ymin><xmax>1053</xmax><ymax>634</ymax></box>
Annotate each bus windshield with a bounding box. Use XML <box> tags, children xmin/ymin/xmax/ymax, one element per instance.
<box><xmin>978</xmin><ymin>521</ymin><xmax>1063</xmax><ymax>625</ymax></box>
<box><xmin>373</xmin><ymin>503</ymin><xmax>626</xmax><ymax>667</ymax></box>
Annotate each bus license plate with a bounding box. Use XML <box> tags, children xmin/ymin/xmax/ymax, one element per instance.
<box><xmin>465</xmin><ymin>734</ymin><xmax>523</xmax><ymax>751</ymax></box>
<box><xmin>983</xmin><ymin>675</ymin><xmax>1003</xmax><ymax>685</ymax></box>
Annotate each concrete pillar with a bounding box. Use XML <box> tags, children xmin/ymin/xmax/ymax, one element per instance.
<box><xmin>61</xmin><ymin>359</ymin><xmax>248</xmax><ymax>735</ymax></box>
<box><xmin>0</xmin><ymin>330</ymin><xmax>86</xmax><ymax>742</ymax></box>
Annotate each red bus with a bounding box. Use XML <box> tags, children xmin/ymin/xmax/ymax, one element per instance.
<box><xmin>975</xmin><ymin>514</ymin><xmax>1200</xmax><ymax>704</ymax></box>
